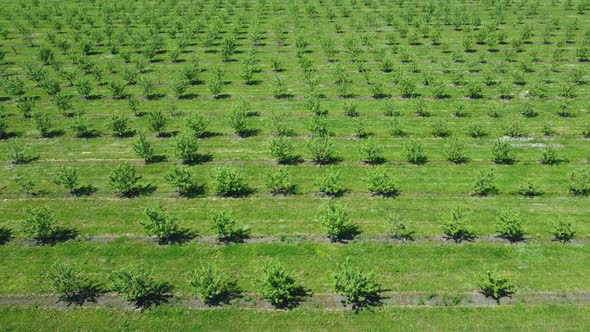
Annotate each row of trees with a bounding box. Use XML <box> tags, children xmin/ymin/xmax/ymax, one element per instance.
<box><xmin>45</xmin><ymin>260</ymin><xmax>515</xmax><ymax>309</ymax></box>
<box><xmin>11</xmin><ymin>203</ymin><xmax>576</xmax><ymax>246</ymax></box>
<box><xmin>8</xmin><ymin>160</ymin><xmax>590</xmax><ymax>199</ymax></box>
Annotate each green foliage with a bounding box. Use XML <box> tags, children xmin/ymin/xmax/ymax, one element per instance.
<box><xmin>147</xmin><ymin>110</ymin><xmax>167</xmax><ymax>136</ymax></box>
<box><xmin>171</xmin><ymin>73</ymin><xmax>190</xmax><ymax>98</ymax></box>
<box><xmin>141</xmin><ymin>203</ymin><xmax>180</xmax><ymax>242</ymax></box>
<box><xmin>359</xmin><ymin>139</ymin><xmax>385</xmax><ymax>164</ymax></box>
<box><xmin>186</xmin><ymin>113</ymin><xmax>210</xmax><ymax>138</ymax></box>
<box><xmin>404</xmin><ymin>139</ymin><xmax>427</xmax><ymax>165</ymax></box>
<box><xmin>445</xmin><ymin>138</ymin><xmax>469</xmax><ymax>164</ymax></box>
<box><xmin>315</xmin><ymin>168</ymin><xmax>346</xmax><ymax>197</ymax></box>
<box><xmin>209</xmin><ymin>210</ymin><xmax>243</xmax><ymax>242</ymax></box>
<box><xmin>389</xmin><ymin>216</ymin><xmax>416</xmax><ymax>241</ymax></box>
<box><xmin>107</xmin><ymin>80</ymin><xmax>126</xmax><ymax>99</ymax></box>
<box><xmin>307</xmin><ymin>136</ymin><xmax>335</xmax><ymax>164</ymax></box>
<box><xmin>367</xmin><ymin>167</ymin><xmax>399</xmax><ymax>197</ymax></box>
<box><xmin>318</xmin><ymin>200</ymin><xmax>356</xmax><ymax>241</ymax></box>
<box><xmin>74</xmin><ymin>78</ymin><xmax>93</xmax><ymax>98</ymax></box>
<box><xmin>259</xmin><ymin>260</ymin><xmax>298</xmax><ymax>308</ymax></box>
<box><xmin>53</xmin><ymin>166</ymin><xmax>79</xmax><ymax>195</ymax></box>
<box><xmin>13</xmin><ymin>171</ymin><xmax>35</xmax><ymax>195</ymax></box>
<box><xmin>133</xmin><ymin>133</ymin><xmax>154</xmax><ymax>163</ymax></box>
<box><xmin>189</xmin><ymin>263</ymin><xmax>239</xmax><ymax>305</ymax></box>
<box><xmin>552</xmin><ymin>220</ymin><xmax>576</xmax><ymax>244</ymax></box>
<box><xmin>207</xmin><ymin>66</ymin><xmax>224</xmax><ymax>97</ymax></box>
<box><xmin>266</xmin><ymin>167</ymin><xmax>296</xmax><ymax>195</ymax></box>
<box><xmin>479</xmin><ymin>270</ymin><xmax>515</xmax><ymax>304</ymax></box>
<box><xmin>165</xmin><ymin>165</ymin><xmax>201</xmax><ymax>197</ymax></box>
<box><xmin>269</xmin><ymin>137</ymin><xmax>297</xmax><ymax>164</ymax></box>
<box><xmin>431</xmin><ymin>119</ymin><xmax>451</xmax><ymax>138</ymax></box>
<box><xmin>333</xmin><ymin>259</ymin><xmax>381</xmax><ymax>310</ymax></box>
<box><xmin>32</xmin><ymin>111</ymin><xmax>52</xmax><ymax>137</ymax></box>
<box><xmin>472</xmin><ymin>168</ymin><xmax>497</xmax><ymax>196</ymax></box>
<box><xmin>518</xmin><ymin>180</ymin><xmax>543</xmax><ymax>198</ymax></box>
<box><xmin>343</xmin><ymin>100</ymin><xmax>359</xmax><ymax>117</ymax></box>
<box><xmin>69</xmin><ymin>115</ymin><xmax>92</xmax><ymax>138</ymax></box>
<box><xmin>110</xmin><ymin>266</ymin><xmax>173</xmax><ymax>308</ymax></box>
<box><xmin>272</xmin><ymin>75</ymin><xmax>288</xmax><ymax>98</ymax></box>
<box><xmin>228</xmin><ymin>104</ymin><xmax>250</xmax><ymax>137</ymax></box>
<box><xmin>106</xmin><ymin>112</ymin><xmax>132</xmax><ymax>137</ymax></box>
<box><xmin>46</xmin><ymin>263</ymin><xmax>101</xmax><ymax>304</ymax></box>
<box><xmin>213</xmin><ymin>166</ymin><xmax>249</xmax><ymax>197</ymax></box>
<box><xmin>496</xmin><ymin>210</ymin><xmax>525</xmax><ymax>243</ymax></box>
<box><xmin>20</xmin><ymin>206</ymin><xmax>57</xmax><ymax>242</ymax></box>
<box><xmin>491</xmin><ymin>139</ymin><xmax>516</xmax><ymax>164</ymax></box>
<box><xmin>539</xmin><ymin>145</ymin><xmax>558</xmax><ymax>165</ymax></box>
<box><xmin>569</xmin><ymin>169</ymin><xmax>590</xmax><ymax>196</ymax></box>
<box><xmin>174</xmin><ymin>132</ymin><xmax>200</xmax><ymax>164</ymax></box>
<box><xmin>108</xmin><ymin>162</ymin><xmax>141</xmax><ymax>197</ymax></box>
<box><xmin>5</xmin><ymin>140</ymin><xmax>28</xmax><ymax>164</ymax></box>
<box><xmin>441</xmin><ymin>209</ymin><xmax>476</xmax><ymax>243</ymax></box>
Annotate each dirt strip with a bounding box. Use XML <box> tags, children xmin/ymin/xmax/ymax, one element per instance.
<box><xmin>5</xmin><ymin>233</ymin><xmax>589</xmax><ymax>246</ymax></box>
<box><xmin>1</xmin><ymin>292</ymin><xmax>589</xmax><ymax>310</ymax></box>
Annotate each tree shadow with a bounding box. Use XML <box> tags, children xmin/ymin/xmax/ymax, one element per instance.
<box><xmin>113</xmin><ymin>130</ymin><xmax>136</xmax><ymax>138</ymax></box>
<box><xmin>182</xmin><ymin>153</ymin><xmax>213</xmax><ymax>165</ymax></box>
<box><xmin>74</xmin><ymin>130</ymin><xmax>102</xmax><ymax>139</ymax></box>
<box><xmin>328</xmin><ymin>225</ymin><xmax>361</xmax><ymax>243</ymax></box>
<box><xmin>219</xmin><ymin>187</ymin><xmax>255</xmax><ymax>198</ymax></box>
<box><xmin>236</xmin><ymin>128</ymin><xmax>260</xmax><ymax>138</ymax></box>
<box><xmin>312</xmin><ymin>156</ymin><xmax>343</xmax><ymax>166</ymax></box>
<box><xmin>10</xmin><ymin>154</ymin><xmax>40</xmax><ymax>165</ymax></box>
<box><xmin>146</xmin><ymin>93</ymin><xmax>166</xmax><ymax>101</ymax></box>
<box><xmin>159</xmin><ymin>228</ymin><xmax>197</xmax><ymax>245</ymax></box>
<box><xmin>496</xmin><ymin>234</ymin><xmax>527</xmax><ymax>244</ymax></box>
<box><xmin>44</xmin><ymin>129</ymin><xmax>65</xmax><ymax>138</ymax></box>
<box><xmin>134</xmin><ymin>184</ymin><xmax>157</xmax><ymax>197</ymax></box>
<box><xmin>178</xmin><ymin>93</ymin><xmax>199</xmax><ymax>100</ymax></box>
<box><xmin>58</xmin><ymin>283</ymin><xmax>103</xmax><ymax>306</ymax></box>
<box><xmin>213</xmin><ymin>94</ymin><xmax>232</xmax><ymax>100</ymax></box>
<box><xmin>199</xmin><ymin>131</ymin><xmax>223</xmax><ymax>139</ymax></box>
<box><xmin>363</xmin><ymin>157</ymin><xmax>386</xmax><ymax>165</ymax></box>
<box><xmin>176</xmin><ymin>184</ymin><xmax>207</xmax><ymax>198</ymax></box>
<box><xmin>0</xmin><ymin>132</ymin><xmax>19</xmax><ymax>140</ymax></box>
<box><xmin>0</xmin><ymin>227</ymin><xmax>13</xmax><ymax>244</ymax></box>
<box><xmin>277</xmin><ymin>155</ymin><xmax>304</xmax><ymax>165</ymax></box>
<box><xmin>35</xmin><ymin>226</ymin><xmax>79</xmax><ymax>245</ymax></box>
<box><xmin>443</xmin><ymin>234</ymin><xmax>477</xmax><ymax>244</ymax></box>
<box><xmin>134</xmin><ymin>283</ymin><xmax>174</xmax><ymax>309</ymax></box>
<box><xmin>272</xmin><ymin>286</ymin><xmax>310</xmax><ymax>310</ymax></box>
<box><xmin>370</xmin><ymin>189</ymin><xmax>400</xmax><ymax>198</ymax></box>
<box><xmin>146</xmin><ymin>155</ymin><xmax>168</xmax><ymax>164</ymax></box>
<box><xmin>72</xmin><ymin>185</ymin><xmax>98</xmax><ymax>197</ymax></box>
<box><xmin>345</xmin><ymin>290</ymin><xmax>386</xmax><ymax>313</ymax></box>
<box><xmin>203</xmin><ymin>283</ymin><xmax>241</xmax><ymax>306</ymax></box>
<box><xmin>217</xmin><ymin>227</ymin><xmax>251</xmax><ymax>244</ymax></box>
<box><xmin>274</xmin><ymin>94</ymin><xmax>294</xmax><ymax>99</ymax></box>
<box><xmin>85</xmin><ymin>94</ymin><xmax>103</xmax><ymax>100</ymax></box>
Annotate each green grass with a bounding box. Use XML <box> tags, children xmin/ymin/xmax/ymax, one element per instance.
<box><xmin>1</xmin><ymin>0</ymin><xmax>590</xmax><ymax>328</ymax></box>
<box><xmin>1</xmin><ymin>304</ymin><xmax>589</xmax><ymax>331</ymax></box>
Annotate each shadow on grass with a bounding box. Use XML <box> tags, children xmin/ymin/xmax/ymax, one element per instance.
<box><xmin>72</xmin><ymin>185</ymin><xmax>98</xmax><ymax>197</ymax></box>
<box><xmin>344</xmin><ymin>290</ymin><xmax>386</xmax><ymax>313</ymax></box>
<box><xmin>272</xmin><ymin>286</ymin><xmax>310</xmax><ymax>310</ymax></box>
<box><xmin>328</xmin><ymin>225</ymin><xmax>361</xmax><ymax>243</ymax></box>
<box><xmin>216</xmin><ymin>227</ymin><xmax>251</xmax><ymax>244</ymax></box>
<box><xmin>182</xmin><ymin>153</ymin><xmax>213</xmax><ymax>165</ymax></box>
<box><xmin>146</xmin><ymin>155</ymin><xmax>168</xmax><ymax>164</ymax></box>
<box><xmin>58</xmin><ymin>283</ymin><xmax>103</xmax><ymax>306</ymax></box>
<box><xmin>158</xmin><ymin>228</ymin><xmax>197</xmax><ymax>245</ymax></box>
<box><xmin>235</xmin><ymin>128</ymin><xmax>260</xmax><ymax>138</ymax></box>
<box><xmin>32</xmin><ymin>226</ymin><xmax>79</xmax><ymax>246</ymax></box>
<box><xmin>0</xmin><ymin>227</ymin><xmax>13</xmax><ymax>244</ymax></box>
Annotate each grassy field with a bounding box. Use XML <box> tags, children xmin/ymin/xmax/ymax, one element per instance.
<box><xmin>0</xmin><ymin>0</ymin><xmax>589</xmax><ymax>329</ymax></box>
